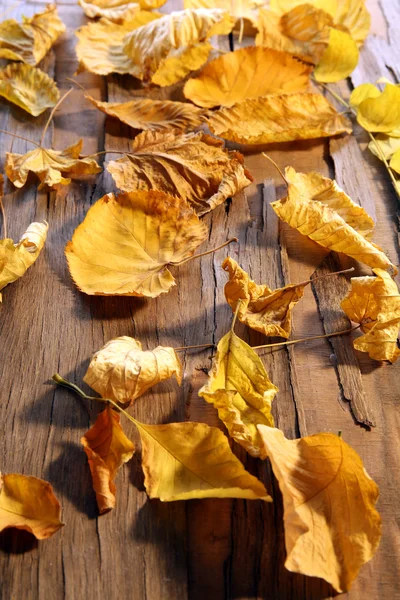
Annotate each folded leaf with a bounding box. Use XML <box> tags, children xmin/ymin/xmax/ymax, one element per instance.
<box><xmin>222</xmin><ymin>256</ymin><xmax>307</xmax><ymax>338</ymax></box>
<box><xmin>78</xmin><ymin>0</ymin><xmax>166</xmax><ymax>21</ymax></box>
<box><xmin>257</xmin><ymin>426</ymin><xmax>381</xmax><ymax>593</ymax></box>
<box><xmin>81</xmin><ymin>406</ymin><xmax>135</xmax><ymax>514</ymax></box>
<box><xmin>199</xmin><ymin>329</ymin><xmax>277</xmax><ymax>458</ymax></box>
<box><xmin>0</xmin><ymin>472</ymin><xmax>63</xmax><ymax>539</ymax></box>
<box><xmin>353</xmin><ymin>83</ymin><xmax>400</xmax><ymax>133</ymax></box>
<box><xmin>138</xmin><ymin>420</ymin><xmax>271</xmax><ymax>500</ymax></box>
<box><xmin>0</xmin><ymin>63</ymin><xmax>59</xmax><ymax>117</ymax></box>
<box><xmin>66</xmin><ymin>190</ymin><xmax>208</xmax><ymax>297</ymax></box>
<box><xmin>206</xmin><ymin>92</ymin><xmax>352</xmax><ymax>145</ymax></box>
<box><xmin>6</xmin><ymin>140</ymin><xmax>102</xmax><ymax>190</ymax></box>
<box><xmin>184</xmin><ymin>46</ymin><xmax>311</xmax><ymax>108</ymax></box>
<box><xmin>341</xmin><ymin>268</ymin><xmax>400</xmax><ymax>362</ymax></box>
<box><xmin>314</xmin><ymin>28</ymin><xmax>359</xmax><ymax>82</ymax></box>
<box><xmin>349</xmin><ymin>82</ymin><xmax>380</xmax><ymax>107</ymax></box>
<box><xmin>107</xmin><ymin>130</ymin><xmax>253</xmax><ymax>215</ymax></box>
<box><xmin>0</xmin><ymin>4</ymin><xmax>65</xmax><ymax>65</ymax></box>
<box><xmin>84</xmin><ymin>336</ymin><xmax>183</xmax><ymax>406</ymax></box>
<box><xmin>0</xmin><ymin>221</ymin><xmax>48</xmax><ymax>301</ymax></box>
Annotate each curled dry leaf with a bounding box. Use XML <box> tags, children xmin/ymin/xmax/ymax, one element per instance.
<box><xmin>198</xmin><ymin>329</ymin><xmax>277</xmax><ymax>458</ymax></box>
<box><xmin>0</xmin><ymin>221</ymin><xmax>48</xmax><ymax>301</ymax></box>
<box><xmin>350</xmin><ymin>83</ymin><xmax>400</xmax><ymax>133</ymax></box>
<box><xmin>183</xmin><ymin>46</ymin><xmax>312</xmax><ymax>108</ymax></box>
<box><xmin>107</xmin><ymin>130</ymin><xmax>253</xmax><ymax>216</ymax></box>
<box><xmin>314</xmin><ymin>28</ymin><xmax>359</xmax><ymax>82</ymax></box>
<box><xmin>0</xmin><ymin>63</ymin><xmax>59</xmax><ymax>117</ymax></box>
<box><xmin>0</xmin><ymin>4</ymin><xmax>66</xmax><ymax>65</ymax></box>
<box><xmin>66</xmin><ymin>190</ymin><xmax>208</xmax><ymax>297</ymax></box>
<box><xmin>341</xmin><ymin>268</ymin><xmax>400</xmax><ymax>362</ymax></box>
<box><xmin>5</xmin><ymin>140</ymin><xmax>102</xmax><ymax>190</ymax></box>
<box><xmin>78</xmin><ymin>0</ymin><xmax>166</xmax><ymax>21</ymax></box>
<box><xmin>138</xmin><ymin>420</ymin><xmax>271</xmax><ymax>500</ymax></box>
<box><xmin>206</xmin><ymin>92</ymin><xmax>352</xmax><ymax>145</ymax></box>
<box><xmin>271</xmin><ymin>167</ymin><xmax>396</xmax><ymax>273</ymax></box>
<box><xmin>222</xmin><ymin>257</ymin><xmax>307</xmax><ymax>338</ymax></box>
<box><xmin>257</xmin><ymin>426</ymin><xmax>381</xmax><ymax>593</ymax></box>
<box><xmin>81</xmin><ymin>406</ymin><xmax>135</xmax><ymax>514</ymax></box>
<box><xmin>84</xmin><ymin>336</ymin><xmax>183</xmax><ymax>406</ymax></box>
<box><xmin>0</xmin><ymin>472</ymin><xmax>63</xmax><ymax>539</ymax></box>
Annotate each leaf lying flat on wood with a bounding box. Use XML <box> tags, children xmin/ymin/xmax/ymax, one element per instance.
<box><xmin>0</xmin><ymin>63</ymin><xmax>59</xmax><ymax>117</ymax></box>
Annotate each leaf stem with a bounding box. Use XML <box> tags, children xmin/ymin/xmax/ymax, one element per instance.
<box><xmin>0</xmin><ymin>129</ymin><xmax>41</xmax><ymax>148</ymax></box>
<box><xmin>65</xmin><ymin>77</ymin><xmax>86</xmax><ymax>92</ymax></box>
<box><xmin>262</xmin><ymin>154</ymin><xmax>288</xmax><ymax>186</ymax></box>
<box><xmin>82</xmin><ymin>150</ymin><xmax>127</xmax><ymax>158</ymax></box>
<box><xmin>0</xmin><ymin>176</ymin><xmax>7</xmax><ymax>239</ymax></box>
<box><xmin>231</xmin><ymin>299</ymin><xmax>241</xmax><ymax>333</ymax></box>
<box><xmin>40</xmin><ymin>88</ymin><xmax>73</xmax><ymax>146</ymax></box>
<box><xmin>174</xmin><ymin>343</ymin><xmax>215</xmax><ymax>351</ymax></box>
<box><xmin>252</xmin><ymin>324</ymin><xmax>360</xmax><ymax>350</ymax></box>
<box><xmin>302</xmin><ymin>266</ymin><xmax>354</xmax><ymax>287</ymax></box>
<box><xmin>175</xmin><ymin>237</ymin><xmax>238</xmax><ymax>267</ymax></box>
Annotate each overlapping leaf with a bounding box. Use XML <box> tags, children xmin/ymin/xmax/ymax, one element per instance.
<box><xmin>184</xmin><ymin>0</ymin><xmax>265</xmax><ymax>20</ymax></box>
<box><xmin>314</xmin><ymin>28</ymin><xmax>358</xmax><ymax>82</ymax></box>
<box><xmin>0</xmin><ymin>63</ymin><xmax>59</xmax><ymax>117</ymax></box>
<box><xmin>78</xmin><ymin>0</ymin><xmax>166</xmax><ymax>21</ymax></box>
<box><xmin>350</xmin><ymin>83</ymin><xmax>400</xmax><ymax>133</ymax></box>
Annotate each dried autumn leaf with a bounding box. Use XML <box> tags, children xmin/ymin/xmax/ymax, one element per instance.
<box><xmin>84</xmin><ymin>336</ymin><xmax>183</xmax><ymax>406</ymax></box>
<box><xmin>183</xmin><ymin>46</ymin><xmax>311</xmax><ymax>108</ymax></box>
<box><xmin>206</xmin><ymin>92</ymin><xmax>352</xmax><ymax>145</ymax></box>
<box><xmin>0</xmin><ymin>4</ymin><xmax>65</xmax><ymax>65</ymax></box>
<box><xmin>0</xmin><ymin>221</ymin><xmax>48</xmax><ymax>301</ymax></box>
<box><xmin>0</xmin><ymin>63</ymin><xmax>59</xmax><ymax>117</ymax></box>
<box><xmin>0</xmin><ymin>472</ymin><xmax>63</xmax><ymax>539</ymax></box>
<box><xmin>368</xmin><ymin>135</ymin><xmax>400</xmax><ymax>164</ymax></box>
<box><xmin>341</xmin><ymin>268</ymin><xmax>400</xmax><ymax>362</ymax></box>
<box><xmin>183</xmin><ymin>0</ymin><xmax>265</xmax><ymax>20</ymax></box>
<box><xmin>107</xmin><ymin>130</ymin><xmax>253</xmax><ymax>215</ymax></box>
<box><xmin>314</xmin><ymin>28</ymin><xmax>359</xmax><ymax>82</ymax></box>
<box><xmin>271</xmin><ymin>167</ymin><xmax>396</xmax><ymax>273</ymax></box>
<box><xmin>5</xmin><ymin>140</ymin><xmax>102</xmax><ymax>190</ymax></box>
<box><xmin>81</xmin><ymin>406</ymin><xmax>135</xmax><ymax>514</ymax></box>
<box><xmin>138</xmin><ymin>420</ymin><xmax>271</xmax><ymax>500</ymax></box>
<box><xmin>222</xmin><ymin>257</ymin><xmax>307</xmax><ymax>338</ymax></box>
<box><xmin>78</xmin><ymin>0</ymin><xmax>166</xmax><ymax>21</ymax></box>
<box><xmin>198</xmin><ymin>329</ymin><xmax>277</xmax><ymax>458</ymax></box>
<box><xmin>352</xmin><ymin>83</ymin><xmax>400</xmax><ymax>133</ymax></box>
<box><xmin>66</xmin><ymin>190</ymin><xmax>208</xmax><ymax>297</ymax></box>
<box><xmin>257</xmin><ymin>426</ymin><xmax>381</xmax><ymax>592</ymax></box>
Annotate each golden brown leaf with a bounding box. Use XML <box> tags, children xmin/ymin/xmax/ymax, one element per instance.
<box><xmin>257</xmin><ymin>426</ymin><xmax>381</xmax><ymax>592</ymax></box>
<box><xmin>0</xmin><ymin>472</ymin><xmax>63</xmax><ymax>539</ymax></box>
<box><xmin>81</xmin><ymin>406</ymin><xmax>135</xmax><ymax>514</ymax></box>
<box><xmin>0</xmin><ymin>63</ymin><xmax>59</xmax><ymax>117</ymax></box>
<box><xmin>314</xmin><ymin>28</ymin><xmax>359</xmax><ymax>82</ymax></box>
<box><xmin>107</xmin><ymin>130</ymin><xmax>253</xmax><ymax>215</ymax></box>
<box><xmin>222</xmin><ymin>256</ymin><xmax>307</xmax><ymax>338</ymax></box>
<box><xmin>0</xmin><ymin>4</ymin><xmax>65</xmax><ymax>65</ymax></box>
<box><xmin>5</xmin><ymin>140</ymin><xmax>102</xmax><ymax>190</ymax></box>
<box><xmin>65</xmin><ymin>190</ymin><xmax>208</xmax><ymax>297</ymax></box>
<box><xmin>183</xmin><ymin>46</ymin><xmax>311</xmax><ymax>108</ymax></box>
<box><xmin>199</xmin><ymin>329</ymin><xmax>277</xmax><ymax>458</ymax></box>
<box><xmin>84</xmin><ymin>336</ymin><xmax>183</xmax><ymax>406</ymax></box>
<box><xmin>78</xmin><ymin>0</ymin><xmax>166</xmax><ymax>21</ymax></box>
<box><xmin>341</xmin><ymin>268</ymin><xmax>400</xmax><ymax>362</ymax></box>
<box><xmin>206</xmin><ymin>92</ymin><xmax>352</xmax><ymax>145</ymax></box>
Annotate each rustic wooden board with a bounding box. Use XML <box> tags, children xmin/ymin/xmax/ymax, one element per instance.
<box><xmin>0</xmin><ymin>1</ymin><xmax>399</xmax><ymax>599</ymax></box>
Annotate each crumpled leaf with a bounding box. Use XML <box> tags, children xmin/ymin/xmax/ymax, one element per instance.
<box><xmin>341</xmin><ymin>268</ymin><xmax>400</xmax><ymax>362</ymax></box>
<box><xmin>183</xmin><ymin>46</ymin><xmax>311</xmax><ymax>108</ymax></box>
<box><xmin>137</xmin><ymin>420</ymin><xmax>271</xmax><ymax>500</ymax></box>
<box><xmin>0</xmin><ymin>4</ymin><xmax>66</xmax><ymax>65</ymax></box>
<box><xmin>222</xmin><ymin>257</ymin><xmax>307</xmax><ymax>338</ymax></box>
<box><xmin>107</xmin><ymin>130</ymin><xmax>253</xmax><ymax>216</ymax></box>
<box><xmin>271</xmin><ymin>167</ymin><xmax>396</xmax><ymax>273</ymax></box>
<box><xmin>199</xmin><ymin>329</ymin><xmax>277</xmax><ymax>458</ymax></box>
<box><xmin>0</xmin><ymin>63</ymin><xmax>59</xmax><ymax>117</ymax></box>
<box><xmin>0</xmin><ymin>221</ymin><xmax>48</xmax><ymax>302</ymax></box>
<box><xmin>78</xmin><ymin>0</ymin><xmax>166</xmax><ymax>21</ymax></box>
<box><xmin>81</xmin><ymin>406</ymin><xmax>135</xmax><ymax>514</ymax></box>
<box><xmin>86</xmin><ymin>93</ymin><xmax>203</xmax><ymax>132</ymax></box>
<box><xmin>351</xmin><ymin>83</ymin><xmax>400</xmax><ymax>133</ymax></box>
<box><xmin>0</xmin><ymin>472</ymin><xmax>63</xmax><ymax>539</ymax></box>
<box><xmin>5</xmin><ymin>140</ymin><xmax>102</xmax><ymax>190</ymax></box>
<box><xmin>66</xmin><ymin>190</ymin><xmax>208</xmax><ymax>297</ymax></box>
<box><xmin>206</xmin><ymin>92</ymin><xmax>352</xmax><ymax>145</ymax></box>
<box><xmin>257</xmin><ymin>426</ymin><xmax>381</xmax><ymax>593</ymax></box>
<box><xmin>84</xmin><ymin>336</ymin><xmax>183</xmax><ymax>407</ymax></box>
<box><xmin>184</xmin><ymin>0</ymin><xmax>266</xmax><ymax>20</ymax></box>
<box><xmin>314</xmin><ymin>28</ymin><xmax>358</xmax><ymax>82</ymax></box>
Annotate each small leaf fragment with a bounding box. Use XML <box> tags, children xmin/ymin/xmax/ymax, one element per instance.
<box><xmin>0</xmin><ymin>63</ymin><xmax>59</xmax><ymax>117</ymax></box>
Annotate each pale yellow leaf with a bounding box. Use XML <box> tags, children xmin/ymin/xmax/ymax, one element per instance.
<box><xmin>183</xmin><ymin>0</ymin><xmax>266</xmax><ymax>20</ymax></box>
<box><xmin>368</xmin><ymin>135</ymin><xmax>400</xmax><ymax>162</ymax></box>
<box><xmin>390</xmin><ymin>148</ymin><xmax>400</xmax><ymax>174</ymax></box>
<box><xmin>78</xmin><ymin>0</ymin><xmax>166</xmax><ymax>21</ymax></box>
<box><xmin>0</xmin><ymin>63</ymin><xmax>59</xmax><ymax>117</ymax></box>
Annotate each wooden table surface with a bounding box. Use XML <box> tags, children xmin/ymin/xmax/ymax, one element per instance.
<box><xmin>0</xmin><ymin>0</ymin><xmax>399</xmax><ymax>598</ymax></box>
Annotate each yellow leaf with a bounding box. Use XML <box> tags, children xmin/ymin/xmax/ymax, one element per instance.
<box><xmin>85</xmin><ymin>93</ymin><xmax>203</xmax><ymax>132</ymax></box>
<box><xmin>390</xmin><ymin>148</ymin><xmax>400</xmax><ymax>174</ymax></box>
<box><xmin>5</xmin><ymin>140</ymin><xmax>102</xmax><ymax>190</ymax></box>
<box><xmin>78</xmin><ymin>0</ymin><xmax>166</xmax><ymax>21</ymax></box>
<box><xmin>355</xmin><ymin>84</ymin><xmax>400</xmax><ymax>133</ymax></box>
<box><xmin>314</xmin><ymin>28</ymin><xmax>358</xmax><ymax>82</ymax></box>
<box><xmin>257</xmin><ymin>426</ymin><xmax>381</xmax><ymax>593</ymax></box>
<box><xmin>65</xmin><ymin>190</ymin><xmax>208</xmax><ymax>297</ymax></box>
<box><xmin>81</xmin><ymin>406</ymin><xmax>135</xmax><ymax>514</ymax></box>
<box><xmin>0</xmin><ymin>63</ymin><xmax>59</xmax><ymax>117</ymax></box>
<box><xmin>107</xmin><ymin>130</ymin><xmax>253</xmax><ymax>215</ymax></box>
<box><xmin>341</xmin><ymin>268</ymin><xmax>400</xmax><ymax>362</ymax></box>
<box><xmin>84</xmin><ymin>336</ymin><xmax>183</xmax><ymax>406</ymax></box>
<box><xmin>349</xmin><ymin>82</ymin><xmax>380</xmax><ymax>107</ymax></box>
<box><xmin>368</xmin><ymin>135</ymin><xmax>400</xmax><ymax>162</ymax></box>
<box><xmin>0</xmin><ymin>472</ymin><xmax>63</xmax><ymax>539</ymax></box>
<box><xmin>206</xmin><ymin>92</ymin><xmax>352</xmax><ymax>145</ymax></box>
<box><xmin>183</xmin><ymin>46</ymin><xmax>311</xmax><ymax>108</ymax></box>
<box><xmin>222</xmin><ymin>256</ymin><xmax>307</xmax><ymax>338</ymax></box>
<box><xmin>198</xmin><ymin>329</ymin><xmax>277</xmax><ymax>458</ymax></box>
<box><xmin>0</xmin><ymin>4</ymin><xmax>65</xmax><ymax>65</ymax></box>
<box><xmin>271</xmin><ymin>166</ymin><xmax>396</xmax><ymax>273</ymax></box>
<box><xmin>0</xmin><ymin>221</ymin><xmax>48</xmax><ymax>302</ymax></box>
<box><xmin>138</xmin><ymin>420</ymin><xmax>271</xmax><ymax>500</ymax></box>
<box><xmin>183</xmin><ymin>0</ymin><xmax>266</xmax><ymax>20</ymax></box>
